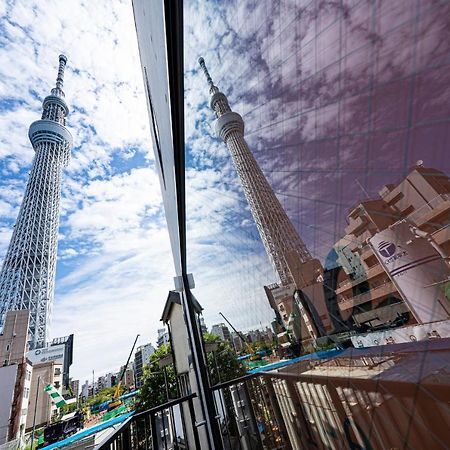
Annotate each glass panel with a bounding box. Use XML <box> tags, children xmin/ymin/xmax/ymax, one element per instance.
<box><xmin>184</xmin><ymin>0</ymin><xmax>450</xmax><ymax>447</ymax></box>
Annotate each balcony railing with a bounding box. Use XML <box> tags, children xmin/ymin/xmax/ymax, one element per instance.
<box><xmin>336</xmin><ymin>264</ymin><xmax>384</xmax><ymax>293</ymax></box>
<box><xmin>338</xmin><ymin>280</ymin><xmax>396</xmax><ymax>310</ymax></box>
<box><xmin>344</xmin><ymin>215</ymin><xmax>367</xmax><ymax>236</ymax></box>
<box><xmin>94</xmin><ymin>393</ymin><xmax>200</xmax><ymax>450</ymax></box>
<box><xmin>93</xmin><ymin>339</ymin><xmax>450</xmax><ymax>450</ymax></box>
<box><xmin>408</xmin><ymin>193</ymin><xmax>450</xmax><ymax>226</ymax></box>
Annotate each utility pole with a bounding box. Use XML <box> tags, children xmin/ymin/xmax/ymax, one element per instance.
<box><xmin>30</xmin><ymin>376</ymin><xmax>41</xmax><ymax>449</ymax></box>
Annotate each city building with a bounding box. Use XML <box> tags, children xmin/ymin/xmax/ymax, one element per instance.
<box><xmin>122</xmin><ymin>1</ymin><xmax>450</xmax><ymax>449</ymax></box>
<box><xmin>26</xmin><ymin>334</ymin><xmax>73</xmax><ymax>401</ymax></box>
<box><xmin>70</xmin><ymin>379</ymin><xmax>79</xmax><ymax>399</ymax></box>
<box><xmin>0</xmin><ymin>311</ymin><xmax>32</xmax><ymax>444</ymax></box>
<box><xmin>96</xmin><ymin>375</ymin><xmax>106</xmax><ymax>392</ymax></box>
<box><xmin>0</xmin><ymin>310</ymin><xmax>30</xmax><ymax>365</ymax></box>
<box><xmin>160</xmin><ymin>290</ymin><xmax>205</xmax><ymax>446</ymax></box>
<box><xmin>0</xmin><ymin>55</ymin><xmax>73</xmax><ymax>350</ymax></box>
<box><xmin>109</xmin><ymin>372</ymin><xmax>118</xmax><ymax>388</ymax></box>
<box><xmin>134</xmin><ymin>343</ymin><xmax>155</xmax><ymax>388</ymax></box>
<box><xmin>157</xmin><ymin>328</ymin><xmax>170</xmax><ymax>347</ymax></box>
<box><xmin>334</xmin><ymin>164</ymin><xmax>450</xmax><ymax>337</ymax></box>
<box><xmin>244</xmin><ymin>327</ymin><xmax>274</xmax><ymax>344</ymax></box>
<box><xmin>81</xmin><ymin>380</ymin><xmax>89</xmax><ymax>400</ymax></box>
<box><xmin>231</xmin><ymin>333</ymin><xmax>244</xmax><ymax>353</ymax></box>
<box><xmin>120</xmin><ymin>1</ymin><xmax>450</xmax><ymax>449</ymax></box>
<box><xmin>133</xmin><ymin>2</ymin><xmax>222</xmax><ymax>446</ymax></box>
<box><xmin>25</xmin><ymin>361</ymin><xmax>63</xmax><ymax>430</ymax></box>
<box><xmin>120</xmin><ymin>365</ymin><xmax>135</xmax><ymax>389</ymax></box>
<box><xmin>210</xmin><ymin>323</ymin><xmax>231</xmax><ymax>342</ymax></box>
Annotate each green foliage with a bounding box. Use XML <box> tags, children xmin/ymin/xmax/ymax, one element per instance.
<box><xmin>136</xmin><ymin>337</ymin><xmax>245</xmax><ymax>412</ymax></box>
<box><xmin>204</xmin><ymin>333</ymin><xmax>246</xmax><ymax>386</ymax></box>
<box><xmin>135</xmin><ymin>344</ymin><xmax>177</xmax><ymax>411</ymax></box>
<box><xmin>87</xmin><ymin>386</ymin><xmax>125</xmax><ymax>407</ymax></box>
<box><xmin>59</xmin><ymin>402</ymin><xmax>77</xmax><ymax>416</ymax></box>
<box><xmin>248</xmin><ymin>340</ymin><xmax>270</xmax><ymax>353</ymax></box>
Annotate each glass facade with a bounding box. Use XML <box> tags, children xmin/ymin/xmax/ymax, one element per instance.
<box><xmin>181</xmin><ymin>1</ymin><xmax>450</xmax><ymax>448</ymax></box>
<box><xmin>184</xmin><ymin>0</ymin><xmax>450</xmax><ymax>333</ymax></box>
<box><xmin>132</xmin><ymin>1</ymin><xmax>450</xmax><ymax>449</ymax></box>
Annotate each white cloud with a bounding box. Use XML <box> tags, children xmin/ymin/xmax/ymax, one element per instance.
<box><xmin>0</xmin><ymin>0</ymin><xmax>168</xmax><ymax>381</ymax></box>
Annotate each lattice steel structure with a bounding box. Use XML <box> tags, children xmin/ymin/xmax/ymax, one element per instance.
<box><xmin>0</xmin><ymin>55</ymin><xmax>72</xmax><ymax>349</ymax></box>
<box><xmin>199</xmin><ymin>58</ymin><xmax>311</xmax><ymax>286</ymax></box>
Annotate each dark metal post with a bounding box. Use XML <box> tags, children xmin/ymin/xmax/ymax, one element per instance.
<box><xmin>188</xmin><ymin>397</ymin><xmax>201</xmax><ymax>449</ymax></box>
<box><xmin>163</xmin><ymin>0</ymin><xmax>224</xmax><ymax>447</ymax></box>
<box><xmin>30</xmin><ymin>376</ymin><xmax>41</xmax><ymax>449</ymax></box>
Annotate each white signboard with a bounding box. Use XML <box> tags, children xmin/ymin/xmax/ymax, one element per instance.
<box><xmin>351</xmin><ymin>319</ymin><xmax>450</xmax><ymax>347</ymax></box>
<box><xmin>369</xmin><ymin>220</ymin><xmax>450</xmax><ymax>324</ymax></box>
<box><xmin>26</xmin><ymin>343</ymin><xmax>65</xmax><ymax>366</ymax></box>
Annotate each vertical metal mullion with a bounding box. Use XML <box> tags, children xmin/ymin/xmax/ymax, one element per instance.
<box><xmin>161</xmin><ymin>410</ymin><xmax>169</xmax><ymax>450</ymax></box>
<box><xmin>151</xmin><ymin>412</ymin><xmax>158</xmax><ymax>450</ymax></box>
<box><xmin>188</xmin><ymin>397</ymin><xmax>201</xmax><ymax>449</ymax></box>
<box><xmin>218</xmin><ymin>387</ymin><xmax>233</xmax><ymax>450</ymax></box>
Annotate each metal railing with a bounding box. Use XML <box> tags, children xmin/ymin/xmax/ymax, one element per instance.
<box><xmin>94</xmin><ymin>393</ymin><xmax>199</xmax><ymax>450</ymax></box>
<box><xmin>93</xmin><ymin>338</ymin><xmax>450</xmax><ymax>450</ymax></box>
<box><xmin>210</xmin><ymin>374</ymin><xmax>289</xmax><ymax>450</ymax></box>
<box><xmin>338</xmin><ymin>279</ymin><xmax>394</xmax><ymax>306</ymax></box>
<box><xmin>408</xmin><ymin>193</ymin><xmax>450</xmax><ymax>224</ymax></box>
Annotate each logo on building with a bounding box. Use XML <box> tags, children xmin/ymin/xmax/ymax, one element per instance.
<box><xmin>378</xmin><ymin>241</ymin><xmax>396</xmax><ymax>258</ymax></box>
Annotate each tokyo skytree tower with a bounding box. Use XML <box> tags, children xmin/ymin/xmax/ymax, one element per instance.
<box><xmin>0</xmin><ymin>55</ymin><xmax>72</xmax><ymax>349</ymax></box>
<box><xmin>199</xmin><ymin>58</ymin><xmax>311</xmax><ymax>286</ymax></box>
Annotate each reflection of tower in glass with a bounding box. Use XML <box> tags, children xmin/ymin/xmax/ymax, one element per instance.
<box><xmin>0</xmin><ymin>55</ymin><xmax>73</xmax><ymax>349</ymax></box>
<box><xmin>199</xmin><ymin>58</ymin><xmax>311</xmax><ymax>286</ymax></box>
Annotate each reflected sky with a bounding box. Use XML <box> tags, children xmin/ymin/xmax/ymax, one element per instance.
<box><xmin>184</xmin><ymin>0</ymin><xmax>450</xmax><ymax>330</ymax></box>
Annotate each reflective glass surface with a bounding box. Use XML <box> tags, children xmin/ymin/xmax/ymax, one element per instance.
<box><xmin>184</xmin><ymin>0</ymin><xmax>450</xmax><ymax>331</ymax></box>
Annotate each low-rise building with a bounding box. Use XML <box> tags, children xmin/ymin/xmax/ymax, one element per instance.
<box><xmin>25</xmin><ymin>361</ymin><xmax>62</xmax><ymax>430</ymax></box>
<box><xmin>157</xmin><ymin>328</ymin><xmax>170</xmax><ymax>347</ymax></box>
<box><xmin>134</xmin><ymin>343</ymin><xmax>155</xmax><ymax>388</ymax></box>
<box><xmin>335</xmin><ymin>163</ymin><xmax>450</xmax><ymax>332</ymax></box>
<box><xmin>0</xmin><ymin>310</ymin><xmax>32</xmax><ymax>444</ymax></box>
<box><xmin>210</xmin><ymin>323</ymin><xmax>231</xmax><ymax>342</ymax></box>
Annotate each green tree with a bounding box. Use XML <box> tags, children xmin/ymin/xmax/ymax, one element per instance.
<box><xmin>204</xmin><ymin>332</ymin><xmax>245</xmax><ymax>386</ymax></box>
<box><xmin>135</xmin><ymin>344</ymin><xmax>177</xmax><ymax>411</ymax></box>
<box><xmin>136</xmin><ymin>337</ymin><xmax>245</xmax><ymax>411</ymax></box>
<box><xmin>87</xmin><ymin>386</ymin><xmax>126</xmax><ymax>407</ymax></box>
<box><xmin>58</xmin><ymin>402</ymin><xmax>77</xmax><ymax>416</ymax></box>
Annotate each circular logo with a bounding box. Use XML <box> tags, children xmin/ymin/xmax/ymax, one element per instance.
<box><xmin>378</xmin><ymin>241</ymin><xmax>396</xmax><ymax>258</ymax></box>
<box><xmin>34</xmin><ymin>349</ymin><xmax>41</xmax><ymax>355</ymax></box>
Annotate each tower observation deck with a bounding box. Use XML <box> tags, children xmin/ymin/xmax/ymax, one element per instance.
<box><xmin>0</xmin><ymin>55</ymin><xmax>73</xmax><ymax>349</ymax></box>
<box><xmin>199</xmin><ymin>57</ymin><xmax>311</xmax><ymax>286</ymax></box>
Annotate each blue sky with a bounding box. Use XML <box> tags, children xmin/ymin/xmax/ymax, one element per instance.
<box><xmin>0</xmin><ymin>0</ymin><xmax>277</xmax><ymax>383</ymax></box>
<box><xmin>0</xmin><ymin>0</ymin><xmax>177</xmax><ymax>382</ymax></box>
<box><xmin>3</xmin><ymin>0</ymin><xmax>448</xmax><ymax>384</ymax></box>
